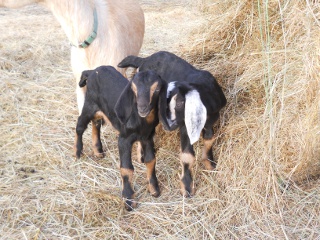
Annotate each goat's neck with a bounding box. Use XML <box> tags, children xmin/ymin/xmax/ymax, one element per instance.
<box><xmin>46</xmin><ymin>0</ymin><xmax>95</xmax><ymax>45</ymax></box>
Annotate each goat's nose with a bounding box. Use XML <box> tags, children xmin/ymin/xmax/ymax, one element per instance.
<box><xmin>138</xmin><ymin>105</ymin><xmax>150</xmax><ymax>118</ymax></box>
<box><xmin>138</xmin><ymin>105</ymin><xmax>148</xmax><ymax>112</ymax></box>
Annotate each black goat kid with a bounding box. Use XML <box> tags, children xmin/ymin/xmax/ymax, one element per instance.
<box><xmin>118</xmin><ymin>51</ymin><xmax>226</xmax><ymax>197</ymax></box>
<box><xmin>74</xmin><ymin>66</ymin><xmax>163</xmax><ymax>210</ymax></box>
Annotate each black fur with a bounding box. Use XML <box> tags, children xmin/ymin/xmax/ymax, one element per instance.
<box><xmin>118</xmin><ymin>51</ymin><xmax>226</xmax><ymax>129</ymax></box>
<box><xmin>118</xmin><ymin>51</ymin><xmax>227</xmax><ymax>196</ymax></box>
<box><xmin>74</xmin><ymin>66</ymin><xmax>162</xmax><ymax>210</ymax></box>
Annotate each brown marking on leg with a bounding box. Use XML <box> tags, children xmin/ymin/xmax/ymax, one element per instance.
<box><xmin>94</xmin><ymin>111</ymin><xmax>119</xmax><ymax>135</ymax></box>
<box><xmin>180</xmin><ymin>152</ymin><xmax>195</xmax><ymax>197</ymax></box>
<box><xmin>145</xmin><ymin>159</ymin><xmax>156</xmax><ymax>180</ymax></box>
<box><xmin>91</xmin><ymin>111</ymin><xmax>118</xmax><ymax>158</ymax></box>
<box><xmin>145</xmin><ymin>159</ymin><xmax>160</xmax><ymax>197</ymax></box>
<box><xmin>120</xmin><ymin>168</ymin><xmax>136</xmax><ymax>210</ymax></box>
<box><xmin>202</xmin><ymin>136</ymin><xmax>216</xmax><ymax>170</ymax></box>
<box><xmin>94</xmin><ymin>110</ymin><xmax>112</xmax><ymax>125</ymax></box>
<box><xmin>120</xmin><ymin>168</ymin><xmax>134</xmax><ymax>181</ymax></box>
<box><xmin>91</xmin><ymin>120</ymin><xmax>104</xmax><ymax>158</ymax></box>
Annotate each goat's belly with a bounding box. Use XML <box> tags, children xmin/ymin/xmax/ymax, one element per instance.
<box><xmin>93</xmin><ymin>111</ymin><xmax>121</xmax><ymax>135</ymax></box>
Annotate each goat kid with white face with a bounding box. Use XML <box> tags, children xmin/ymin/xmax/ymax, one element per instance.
<box><xmin>163</xmin><ymin>81</ymin><xmax>216</xmax><ymax>196</ymax></box>
<box><xmin>118</xmin><ymin>51</ymin><xmax>227</xmax><ymax>197</ymax></box>
<box><xmin>166</xmin><ymin>82</ymin><xmax>207</xmax><ymax>144</ymax></box>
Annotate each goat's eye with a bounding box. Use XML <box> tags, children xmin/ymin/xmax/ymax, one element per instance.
<box><xmin>176</xmin><ymin>101</ymin><xmax>184</xmax><ymax>108</ymax></box>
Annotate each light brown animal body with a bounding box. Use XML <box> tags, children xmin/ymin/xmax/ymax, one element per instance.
<box><xmin>0</xmin><ymin>0</ymin><xmax>145</xmax><ymax>113</ymax></box>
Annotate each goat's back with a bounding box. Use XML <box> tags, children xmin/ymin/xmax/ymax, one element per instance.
<box><xmin>187</xmin><ymin>71</ymin><xmax>227</xmax><ymax>113</ymax></box>
<box><xmin>139</xmin><ymin>51</ymin><xmax>226</xmax><ymax>112</ymax></box>
<box><xmin>85</xmin><ymin>66</ymin><xmax>128</xmax><ymax>109</ymax></box>
<box><xmin>138</xmin><ymin>51</ymin><xmax>195</xmax><ymax>81</ymax></box>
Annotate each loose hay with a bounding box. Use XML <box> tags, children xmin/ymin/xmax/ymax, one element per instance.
<box><xmin>0</xmin><ymin>0</ymin><xmax>319</xmax><ymax>239</ymax></box>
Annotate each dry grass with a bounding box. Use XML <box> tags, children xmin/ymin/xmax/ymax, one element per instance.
<box><xmin>0</xmin><ymin>0</ymin><xmax>319</xmax><ymax>239</ymax></box>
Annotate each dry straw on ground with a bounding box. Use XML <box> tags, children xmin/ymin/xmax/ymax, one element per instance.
<box><xmin>0</xmin><ymin>0</ymin><xmax>319</xmax><ymax>239</ymax></box>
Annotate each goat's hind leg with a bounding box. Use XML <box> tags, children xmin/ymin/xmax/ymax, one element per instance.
<box><xmin>202</xmin><ymin>113</ymin><xmax>220</xmax><ymax>170</ymax></box>
<box><xmin>202</xmin><ymin>127</ymin><xmax>217</xmax><ymax>170</ymax></box>
<box><xmin>141</xmin><ymin>138</ymin><xmax>160</xmax><ymax>197</ymax></box>
<box><xmin>74</xmin><ymin>114</ymin><xmax>93</xmax><ymax>159</ymax></box>
<box><xmin>92</xmin><ymin>118</ymin><xmax>104</xmax><ymax>158</ymax></box>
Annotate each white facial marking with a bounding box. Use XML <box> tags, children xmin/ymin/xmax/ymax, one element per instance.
<box><xmin>184</xmin><ymin>90</ymin><xmax>207</xmax><ymax>144</ymax></box>
<box><xmin>167</xmin><ymin>81</ymin><xmax>176</xmax><ymax>98</ymax></box>
<box><xmin>169</xmin><ymin>94</ymin><xmax>177</xmax><ymax>121</ymax></box>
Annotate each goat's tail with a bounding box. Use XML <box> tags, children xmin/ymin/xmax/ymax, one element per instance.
<box><xmin>118</xmin><ymin>55</ymin><xmax>144</xmax><ymax>69</ymax></box>
<box><xmin>79</xmin><ymin>70</ymin><xmax>91</xmax><ymax>88</ymax></box>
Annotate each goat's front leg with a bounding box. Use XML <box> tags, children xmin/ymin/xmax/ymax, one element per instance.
<box><xmin>118</xmin><ymin>136</ymin><xmax>136</xmax><ymax>211</ymax></box>
<box><xmin>92</xmin><ymin>119</ymin><xmax>104</xmax><ymax>158</ymax></box>
<box><xmin>179</xmin><ymin>125</ymin><xmax>196</xmax><ymax>197</ymax></box>
<box><xmin>140</xmin><ymin>138</ymin><xmax>160</xmax><ymax>197</ymax></box>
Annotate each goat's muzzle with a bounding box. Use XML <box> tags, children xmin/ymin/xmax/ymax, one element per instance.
<box><xmin>166</xmin><ymin>118</ymin><xmax>179</xmax><ymax>131</ymax></box>
<box><xmin>137</xmin><ymin>105</ymin><xmax>151</xmax><ymax>118</ymax></box>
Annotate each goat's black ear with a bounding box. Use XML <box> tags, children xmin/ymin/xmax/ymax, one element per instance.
<box><xmin>158</xmin><ymin>81</ymin><xmax>171</xmax><ymax>130</ymax></box>
<box><xmin>115</xmin><ymin>81</ymin><xmax>135</xmax><ymax>124</ymax></box>
<box><xmin>79</xmin><ymin>70</ymin><xmax>91</xmax><ymax>87</ymax></box>
<box><xmin>118</xmin><ymin>55</ymin><xmax>144</xmax><ymax>69</ymax></box>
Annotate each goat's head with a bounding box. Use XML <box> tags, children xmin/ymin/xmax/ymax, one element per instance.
<box><xmin>132</xmin><ymin>70</ymin><xmax>163</xmax><ymax>117</ymax></box>
<box><xmin>159</xmin><ymin>82</ymin><xmax>207</xmax><ymax>144</ymax></box>
<box><xmin>115</xmin><ymin>70</ymin><xmax>164</xmax><ymax>124</ymax></box>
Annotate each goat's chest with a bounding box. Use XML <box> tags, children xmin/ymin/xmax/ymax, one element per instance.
<box><xmin>145</xmin><ymin>109</ymin><xmax>156</xmax><ymax>125</ymax></box>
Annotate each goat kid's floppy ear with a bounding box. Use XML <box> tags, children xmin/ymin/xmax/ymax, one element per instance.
<box><xmin>115</xmin><ymin>81</ymin><xmax>135</xmax><ymax>124</ymax></box>
<box><xmin>184</xmin><ymin>90</ymin><xmax>207</xmax><ymax>145</ymax></box>
<box><xmin>79</xmin><ymin>70</ymin><xmax>91</xmax><ymax>87</ymax></box>
<box><xmin>117</xmin><ymin>55</ymin><xmax>144</xmax><ymax>69</ymax></box>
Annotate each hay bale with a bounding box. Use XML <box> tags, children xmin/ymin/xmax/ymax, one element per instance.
<box><xmin>188</xmin><ymin>0</ymin><xmax>320</xmax><ymax>182</ymax></box>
